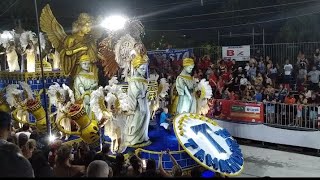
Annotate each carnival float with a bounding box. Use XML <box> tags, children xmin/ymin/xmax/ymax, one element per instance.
<box><xmin>0</xmin><ymin>3</ymin><xmax>244</xmax><ymax>177</ymax></box>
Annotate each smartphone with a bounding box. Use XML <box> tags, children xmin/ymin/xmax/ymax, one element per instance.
<box><xmin>142</xmin><ymin>159</ymin><xmax>147</xmax><ymax>168</ymax></box>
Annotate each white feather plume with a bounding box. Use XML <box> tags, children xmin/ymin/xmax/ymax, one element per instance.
<box><xmin>196</xmin><ymin>79</ymin><xmax>213</xmax><ymax>99</ymax></box>
<box><xmin>158</xmin><ymin>78</ymin><xmax>169</xmax><ymax>98</ymax></box>
<box><xmin>19</xmin><ymin>81</ymin><xmax>34</xmax><ymax>99</ymax></box>
<box><xmin>47</xmin><ymin>82</ymin><xmax>61</xmax><ymax>107</ymax></box>
<box><xmin>148</xmin><ymin>74</ymin><xmax>159</xmax><ymax>81</ymax></box>
<box><xmin>90</xmin><ymin>87</ymin><xmax>106</xmax><ymax>121</ymax></box>
<box><xmin>39</xmin><ymin>32</ymin><xmax>46</xmax><ymax>50</ymax></box>
<box><xmin>6</xmin><ymin>84</ymin><xmax>23</xmax><ymax>107</ymax></box>
<box><xmin>62</xmin><ymin>84</ymin><xmax>75</xmax><ymax>103</ymax></box>
<box><xmin>19</xmin><ymin>31</ymin><xmax>36</xmax><ymax>50</ymax></box>
<box><xmin>0</xmin><ymin>30</ymin><xmax>15</xmax><ymax>48</ymax></box>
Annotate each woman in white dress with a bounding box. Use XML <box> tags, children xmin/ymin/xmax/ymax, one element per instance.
<box><xmin>5</xmin><ymin>41</ymin><xmax>20</xmax><ymax>72</ymax></box>
<box><xmin>25</xmin><ymin>41</ymin><xmax>36</xmax><ymax>72</ymax></box>
<box><xmin>125</xmin><ymin>54</ymin><xmax>150</xmax><ymax>146</ymax></box>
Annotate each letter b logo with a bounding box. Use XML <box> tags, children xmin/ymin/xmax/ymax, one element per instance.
<box><xmin>227</xmin><ymin>50</ymin><xmax>234</xmax><ymax>56</ymax></box>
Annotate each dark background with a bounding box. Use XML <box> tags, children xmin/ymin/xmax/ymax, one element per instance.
<box><xmin>0</xmin><ymin>0</ymin><xmax>320</xmax><ymax>48</ymax></box>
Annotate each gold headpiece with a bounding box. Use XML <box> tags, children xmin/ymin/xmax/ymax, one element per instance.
<box><xmin>183</xmin><ymin>58</ymin><xmax>194</xmax><ymax>67</ymax></box>
<box><xmin>79</xmin><ymin>54</ymin><xmax>91</xmax><ymax>63</ymax></box>
<box><xmin>132</xmin><ymin>54</ymin><xmax>148</xmax><ymax>69</ymax></box>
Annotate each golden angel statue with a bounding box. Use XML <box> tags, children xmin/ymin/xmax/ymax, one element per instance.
<box><xmin>40</xmin><ymin>4</ymin><xmax>100</xmax><ymax>86</ymax></box>
<box><xmin>90</xmin><ymin>77</ymin><xmax>130</xmax><ymax>153</ymax></box>
<box><xmin>48</xmin><ymin>83</ymin><xmax>75</xmax><ymax>140</ymax></box>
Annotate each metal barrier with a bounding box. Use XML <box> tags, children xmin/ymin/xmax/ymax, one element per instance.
<box><xmin>263</xmin><ymin>101</ymin><xmax>320</xmax><ymax>130</ymax></box>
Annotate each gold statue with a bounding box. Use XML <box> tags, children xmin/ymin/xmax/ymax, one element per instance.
<box><xmin>40</xmin><ymin>4</ymin><xmax>99</xmax><ymax>87</ymax></box>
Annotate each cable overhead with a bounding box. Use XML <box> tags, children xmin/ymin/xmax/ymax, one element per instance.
<box><xmin>146</xmin><ymin>9</ymin><xmax>320</xmax><ymax>32</ymax></box>
<box><xmin>143</xmin><ymin>0</ymin><xmax>318</xmax><ymax>22</ymax></box>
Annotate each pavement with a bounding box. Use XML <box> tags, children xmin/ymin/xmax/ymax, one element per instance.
<box><xmin>238</xmin><ymin>145</ymin><xmax>320</xmax><ymax>177</ymax></box>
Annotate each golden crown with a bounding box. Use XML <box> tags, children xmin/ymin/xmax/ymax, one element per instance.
<box><xmin>79</xmin><ymin>54</ymin><xmax>91</xmax><ymax>63</ymax></box>
<box><xmin>132</xmin><ymin>54</ymin><xmax>148</xmax><ymax>69</ymax></box>
<box><xmin>183</xmin><ymin>58</ymin><xmax>194</xmax><ymax>67</ymax></box>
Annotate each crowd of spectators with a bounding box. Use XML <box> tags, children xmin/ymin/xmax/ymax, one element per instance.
<box><xmin>151</xmin><ymin>49</ymin><xmax>320</xmax><ymax>128</ymax></box>
<box><xmin>0</xmin><ymin>110</ymin><xmax>219</xmax><ymax>177</ymax></box>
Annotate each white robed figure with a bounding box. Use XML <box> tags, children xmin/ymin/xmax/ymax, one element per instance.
<box><xmin>176</xmin><ymin>58</ymin><xmax>197</xmax><ymax>114</ymax></box>
<box><xmin>74</xmin><ymin>54</ymin><xmax>98</xmax><ymax>118</ymax></box>
<box><xmin>125</xmin><ymin>54</ymin><xmax>150</xmax><ymax>146</ymax></box>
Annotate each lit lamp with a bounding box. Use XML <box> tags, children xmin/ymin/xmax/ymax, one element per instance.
<box><xmin>100</xmin><ymin>15</ymin><xmax>128</xmax><ymax>31</ymax></box>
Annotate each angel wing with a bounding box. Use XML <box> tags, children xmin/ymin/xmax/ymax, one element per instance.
<box><xmin>19</xmin><ymin>82</ymin><xmax>34</xmax><ymax>100</ymax></box>
<box><xmin>6</xmin><ymin>84</ymin><xmax>23</xmax><ymax>108</ymax></box>
<box><xmin>47</xmin><ymin>82</ymin><xmax>61</xmax><ymax>107</ymax></box>
<box><xmin>158</xmin><ymin>78</ymin><xmax>170</xmax><ymax>98</ymax></box>
<box><xmin>40</xmin><ymin>4</ymin><xmax>67</xmax><ymax>52</ymax></box>
<box><xmin>90</xmin><ymin>87</ymin><xmax>108</xmax><ymax>121</ymax></box>
<box><xmin>98</xmin><ymin>38</ymin><xmax>119</xmax><ymax>78</ymax></box>
<box><xmin>62</xmin><ymin>84</ymin><xmax>75</xmax><ymax>103</ymax></box>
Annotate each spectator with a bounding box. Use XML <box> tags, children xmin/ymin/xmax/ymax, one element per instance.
<box><xmin>284</xmin><ymin>94</ymin><xmax>296</xmax><ymax>104</ymax></box>
<box><xmin>253</xmin><ymin>90</ymin><xmax>263</xmax><ymax>102</ymax></box>
<box><xmin>139</xmin><ymin>158</ymin><xmax>161</xmax><ymax>177</ymax></box>
<box><xmin>53</xmin><ymin>144</ymin><xmax>85</xmax><ymax>177</ymax></box>
<box><xmin>17</xmin><ymin>133</ymin><xmax>29</xmax><ymax>150</ymax></box>
<box><xmin>283</xmin><ymin>59</ymin><xmax>293</xmax><ymax>89</ymax></box>
<box><xmin>110</xmin><ymin>153</ymin><xmax>127</xmax><ymax>177</ymax></box>
<box><xmin>0</xmin><ymin>143</ymin><xmax>34</xmax><ymax>177</ymax></box>
<box><xmin>314</xmin><ymin>48</ymin><xmax>320</xmax><ymax>69</ymax></box>
<box><xmin>86</xmin><ymin>160</ymin><xmax>112</xmax><ymax>177</ymax></box>
<box><xmin>94</xmin><ymin>144</ymin><xmax>115</xmax><ymax>165</ymax></box>
<box><xmin>158</xmin><ymin>149</ymin><xmax>182</xmax><ymax>177</ymax></box>
<box><xmin>21</xmin><ymin>139</ymin><xmax>37</xmax><ymax>159</ymax></box>
<box><xmin>127</xmin><ymin>152</ymin><xmax>143</xmax><ymax>177</ymax></box>
<box><xmin>15</xmin><ymin>123</ymin><xmax>32</xmax><ymax>139</ymax></box>
<box><xmin>268</xmin><ymin>63</ymin><xmax>278</xmax><ymax>87</ymax></box>
<box><xmin>297</xmin><ymin>53</ymin><xmax>309</xmax><ymax>70</ymax></box>
<box><xmin>0</xmin><ymin>111</ymin><xmax>12</xmax><ymax>146</ymax></box>
<box><xmin>307</xmin><ymin>66</ymin><xmax>320</xmax><ymax>91</ymax></box>
<box><xmin>29</xmin><ymin>150</ymin><xmax>54</xmax><ymax>177</ymax></box>
<box><xmin>247</xmin><ymin>63</ymin><xmax>257</xmax><ymax>81</ymax></box>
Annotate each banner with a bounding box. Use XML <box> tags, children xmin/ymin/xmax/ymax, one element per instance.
<box><xmin>222</xmin><ymin>45</ymin><xmax>250</xmax><ymax>61</ymax></box>
<box><xmin>210</xmin><ymin>99</ymin><xmax>264</xmax><ymax>123</ymax></box>
<box><xmin>147</xmin><ymin>48</ymin><xmax>193</xmax><ymax>61</ymax></box>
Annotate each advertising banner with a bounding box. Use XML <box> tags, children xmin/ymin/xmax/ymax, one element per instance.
<box><xmin>218</xmin><ymin>100</ymin><xmax>264</xmax><ymax>123</ymax></box>
<box><xmin>147</xmin><ymin>48</ymin><xmax>193</xmax><ymax>61</ymax></box>
<box><xmin>222</xmin><ymin>45</ymin><xmax>250</xmax><ymax>61</ymax></box>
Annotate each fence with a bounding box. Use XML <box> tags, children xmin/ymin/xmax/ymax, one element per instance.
<box><xmin>208</xmin><ymin>99</ymin><xmax>320</xmax><ymax>131</ymax></box>
<box><xmin>192</xmin><ymin>42</ymin><xmax>320</xmax><ymax>67</ymax></box>
<box><xmin>263</xmin><ymin>102</ymin><xmax>320</xmax><ymax>130</ymax></box>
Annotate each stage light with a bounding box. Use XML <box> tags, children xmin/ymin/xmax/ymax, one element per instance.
<box><xmin>48</xmin><ymin>134</ymin><xmax>57</xmax><ymax>143</ymax></box>
<box><xmin>100</xmin><ymin>15</ymin><xmax>128</xmax><ymax>31</ymax></box>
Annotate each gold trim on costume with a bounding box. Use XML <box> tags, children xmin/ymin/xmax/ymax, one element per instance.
<box><xmin>179</xmin><ymin>75</ymin><xmax>193</xmax><ymax>81</ymax></box>
<box><xmin>128</xmin><ymin>77</ymin><xmax>148</xmax><ymax>84</ymax></box>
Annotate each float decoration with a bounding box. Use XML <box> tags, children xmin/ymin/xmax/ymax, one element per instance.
<box><xmin>173</xmin><ymin>113</ymin><xmax>244</xmax><ymax>177</ymax></box>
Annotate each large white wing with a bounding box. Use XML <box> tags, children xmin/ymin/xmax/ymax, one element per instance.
<box><xmin>90</xmin><ymin>87</ymin><xmax>108</xmax><ymax>121</ymax></box>
<box><xmin>158</xmin><ymin>78</ymin><xmax>170</xmax><ymax>98</ymax></box>
<box><xmin>6</xmin><ymin>84</ymin><xmax>23</xmax><ymax>107</ymax></box>
<box><xmin>197</xmin><ymin>79</ymin><xmax>213</xmax><ymax>99</ymax></box>
<box><xmin>47</xmin><ymin>82</ymin><xmax>61</xmax><ymax>107</ymax></box>
<box><xmin>62</xmin><ymin>84</ymin><xmax>75</xmax><ymax>103</ymax></box>
<box><xmin>19</xmin><ymin>81</ymin><xmax>34</xmax><ymax>99</ymax></box>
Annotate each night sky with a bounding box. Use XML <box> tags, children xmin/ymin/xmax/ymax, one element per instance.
<box><xmin>0</xmin><ymin>0</ymin><xmax>319</xmax><ymax>47</ymax></box>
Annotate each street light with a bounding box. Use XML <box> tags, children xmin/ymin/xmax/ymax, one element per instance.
<box><xmin>100</xmin><ymin>15</ymin><xmax>128</xmax><ymax>31</ymax></box>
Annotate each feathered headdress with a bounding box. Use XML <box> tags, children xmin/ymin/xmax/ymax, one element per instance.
<box><xmin>19</xmin><ymin>81</ymin><xmax>34</xmax><ymax>100</ymax></box>
<box><xmin>0</xmin><ymin>30</ymin><xmax>15</xmax><ymax>48</ymax></box>
<box><xmin>62</xmin><ymin>84</ymin><xmax>75</xmax><ymax>104</ymax></box>
<box><xmin>158</xmin><ymin>78</ymin><xmax>170</xmax><ymax>98</ymax></box>
<box><xmin>19</xmin><ymin>31</ymin><xmax>37</xmax><ymax>50</ymax></box>
<box><xmin>48</xmin><ymin>82</ymin><xmax>61</xmax><ymax>107</ymax></box>
<box><xmin>6</xmin><ymin>84</ymin><xmax>23</xmax><ymax>108</ymax></box>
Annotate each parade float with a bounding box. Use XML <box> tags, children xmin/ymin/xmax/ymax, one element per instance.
<box><xmin>0</xmin><ymin>3</ymin><xmax>244</xmax><ymax>177</ymax></box>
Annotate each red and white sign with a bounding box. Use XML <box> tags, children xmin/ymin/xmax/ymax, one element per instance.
<box><xmin>222</xmin><ymin>45</ymin><xmax>250</xmax><ymax>61</ymax></box>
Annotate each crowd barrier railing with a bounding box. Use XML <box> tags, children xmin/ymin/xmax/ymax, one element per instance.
<box><xmin>207</xmin><ymin>99</ymin><xmax>320</xmax><ymax>131</ymax></box>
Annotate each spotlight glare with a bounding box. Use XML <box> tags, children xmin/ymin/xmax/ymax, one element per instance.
<box><xmin>48</xmin><ymin>134</ymin><xmax>56</xmax><ymax>142</ymax></box>
<box><xmin>101</xmin><ymin>15</ymin><xmax>128</xmax><ymax>31</ymax></box>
